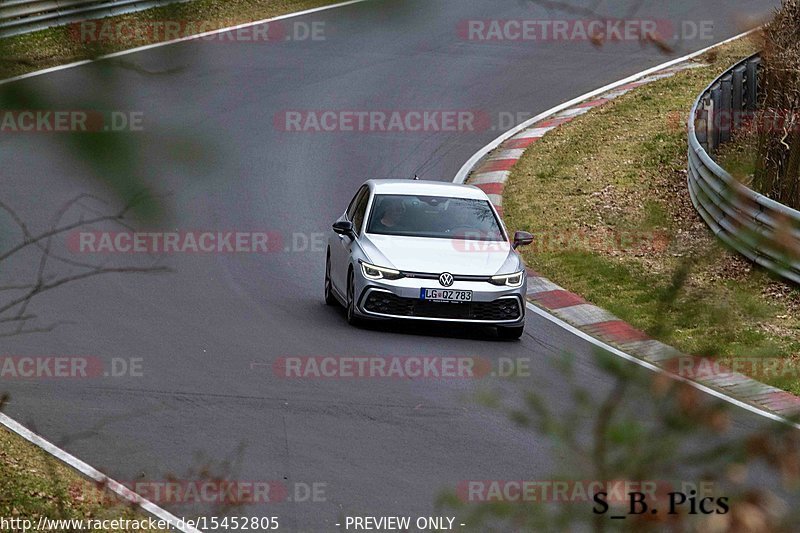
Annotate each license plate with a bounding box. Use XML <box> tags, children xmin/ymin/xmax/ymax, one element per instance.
<box><xmin>420</xmin><ymin>288</ymin><xmax>473</xmax><ymax>302</ymax></box>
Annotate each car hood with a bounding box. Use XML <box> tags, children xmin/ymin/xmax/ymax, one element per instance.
<box><xmin>361</xmin><ymin>234</ymin><xmax>518</xmax><ymax>275</ymax></box>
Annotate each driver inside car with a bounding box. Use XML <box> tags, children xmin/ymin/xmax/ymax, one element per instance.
<box><xmin>371</xmin><ymin>197</ymin><xmax>408</xmax><ymax>233</ymax></box>
<box><xmin>446</xmin><ymin>202</ymin><xmax>480</xmax><ymax>238</ymax></box>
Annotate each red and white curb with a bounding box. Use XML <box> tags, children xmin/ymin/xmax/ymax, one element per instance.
<box><xmin>467</xmin><ymin>63</ymin><xmax>697</xmax><ymax>218</ymax></box>
<box><xmin>459</xmin><ymin>51</ymin><xmax>800</xmax><ymax>423</ymax></box>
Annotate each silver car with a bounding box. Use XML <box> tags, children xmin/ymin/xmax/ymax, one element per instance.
<box><xmin>324</xmin><ymin>180</ymin><xmax>533</xmax><ymax>339</ymax></box>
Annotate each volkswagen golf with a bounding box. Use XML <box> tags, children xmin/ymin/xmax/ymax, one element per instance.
<box><xmin>324</xmin><ymin>180</ymin><xmax>533</xmax><ymax>339</ymax></box>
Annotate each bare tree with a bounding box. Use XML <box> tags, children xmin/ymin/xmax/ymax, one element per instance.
<box><xmin>0</xmin><ymin>193</ymin><xmax>169</xmax><ymax>338</ymax></box>
<box><xmin>439</xmin><ymin>348</ymin><xmax>800</xmax><ymax>532</ymax></box>
<box><xmin>753</xmin><ymin>0</ymin><xmax>800</xmax><ymax>208</ymax></box>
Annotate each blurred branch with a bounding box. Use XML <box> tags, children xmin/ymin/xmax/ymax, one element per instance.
<box><xmin>0</xmin><ymin>195</ymin><xmax>170</xmax><ymax>338</ymax></box>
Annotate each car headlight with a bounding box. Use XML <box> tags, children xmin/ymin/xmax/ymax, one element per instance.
<box><xmin>360</xmin><ymin>261</ymin><xmax>403</xmax><ymax>281</ymax></box>
<box><xmin>489</xmin><ymin>271</ymin><xmax>524</xmax><ymax>287</ymax></box>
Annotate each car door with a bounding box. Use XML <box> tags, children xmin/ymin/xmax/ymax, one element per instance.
<box><xmin>330</xmin><ymin>185</ymin><xmax>369</xmax><ymax>294</ymax></box>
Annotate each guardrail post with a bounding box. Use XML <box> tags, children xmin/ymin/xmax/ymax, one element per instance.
<box><xmin>746</xmin><ymin>56</ymin><xmax>761</xmax><ymax>112</ymax></box>
<box><xmin>732</xmin><ymin>65</ymin><xmax>746</xmax><ymax>129</ymax></box>
<box><xmin>719</xmin><ymin>73</ymin><xmax>733</xmax><ymax>143</ymax></box>
<box><xmin>709</xmin><ymin>83</ymin><xmax>721</xmax><ymax>151</ymax></box>
<box><xmin>696</xmin><ymin>97</ymin><xmax>710</xmax><ymax>152</ymax></box>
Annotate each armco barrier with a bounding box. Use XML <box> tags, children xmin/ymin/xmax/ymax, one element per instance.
<box><xmin>0</xmin><ymin>0</ymin><xmax>188</xmax><ymax>38</ymax></box>
<box><xmin>687</xmin><ymin>53</ymin><xmax>800</xmax><ymax>284</ymax></box>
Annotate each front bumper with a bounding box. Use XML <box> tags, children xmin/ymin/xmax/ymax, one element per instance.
<box><xmin>353</xmin><ymin>274</ymin><xmax>526</xmax><ymax>325</ymax></box>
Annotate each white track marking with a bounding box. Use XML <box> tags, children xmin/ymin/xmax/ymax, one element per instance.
<box><xmin>0</xmin><ymin>412</ymin><xmax>203</xmax><ymax>532</ymax></box>
<box><xmin>0</xmin><ymin>0</ymin><xmax>371</xmax><ymax>87</ymax></box>
<box><xmin>524</xmin><ymin>303</ymin><xmax>800</xmax><ymax>430</ymax></box>
<box><xmin>454</xmin><ymin>29</ymin><xmax>756</xmax><ymax>184</ymax></box>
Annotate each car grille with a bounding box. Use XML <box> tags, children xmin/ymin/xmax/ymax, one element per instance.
<box><xmin>363</xmin><ymin>292</ymin><xmax>521</xmax><ymax>321</ymax></box>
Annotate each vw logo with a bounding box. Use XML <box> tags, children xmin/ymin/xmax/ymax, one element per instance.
<box><xmin>438</xmin><ymin>272</ymin><xmax>454</xmax><ymax>287</ymax></box>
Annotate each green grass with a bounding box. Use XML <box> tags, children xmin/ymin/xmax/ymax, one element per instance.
<box><xmin>503</xmin><ymin>37</ymin><xmax>800</xmax><ymax>395</ymax></box>
<box><xmin>0</xmin><ymin>424</ymin><xmax>162</xmax><ymax>531</ymax></box>
<box><xmin>715</xmin><ymin>129</ymin><xmax>759</xmax><ymax>185</ymax></box>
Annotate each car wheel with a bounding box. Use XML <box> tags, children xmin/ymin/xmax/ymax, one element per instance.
<box><xmin>497</xmin><ymin>325</ymin><xmax>524</xmax><ymax>340</ymax></box>
<box><xmin>324</xmin><ymin>251</ymin><xmax>337</xmax><ymax>306</ymax></box>
<box><xmin>346</xmin><ymin>270</ymin><xmax>362</xmax><ymax>326</ymax></box>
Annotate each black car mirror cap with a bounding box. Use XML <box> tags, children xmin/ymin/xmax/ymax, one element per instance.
<box><xmin>333</xmin><ymin>220</ymin><xmax>356</xmax><ymax>237</ymax></box>
<box><xmin>512</xmin><ymin>231</ymin><xmax>534</xmax><ymax>249</ymax></box>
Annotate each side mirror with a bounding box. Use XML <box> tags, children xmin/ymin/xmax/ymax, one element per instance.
<box><xmin>333</xmin><ymin>220</ymin><xmax>356</xmax><ymax>238</ymax></box>
<box><xmin>512</xmin><ymin>231</ymin><xmax>534</xmax><ymax>250</ymax></box>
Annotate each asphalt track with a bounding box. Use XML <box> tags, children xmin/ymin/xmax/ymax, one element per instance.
<box><xmin>0</xmin><ymin>0</ymin><xmax>786</xmax><ymax>530</ymax></box>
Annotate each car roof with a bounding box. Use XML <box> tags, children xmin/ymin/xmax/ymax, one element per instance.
<box><xmin>365</xmin><ymin>179</ymin><xmax>489</xmax><ymax>200</ymax></box>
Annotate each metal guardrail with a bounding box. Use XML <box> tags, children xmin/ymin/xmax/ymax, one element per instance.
<box><xmin>0</xmin><ymin>0</ymin><xmax>188</xmax><ymax>38</ymax></box>
<box><xmin>687</xmin><ymin>53</ymin><xmax>800</xmax><ymax>285</ymax></box>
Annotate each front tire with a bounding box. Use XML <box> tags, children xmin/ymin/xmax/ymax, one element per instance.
<box><xmin>497</xmin><ymin>325</ymin><xmax>524</xmax><ymax>340</ymax></box>
<box><xmin>324</xmin><ymin>251</ymin><xmax>337</xmax><ymax>306</ymax></box>
<box><xmin>345</xmin><ymin>270</ymin><xmax>362</xmax><ymax>326</ymax></box>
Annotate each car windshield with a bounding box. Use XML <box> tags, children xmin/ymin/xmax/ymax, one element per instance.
<box><xmin>365</xmin><ymin>194</ymin><xmax>505</xmax><ymax>241</ymax></box>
